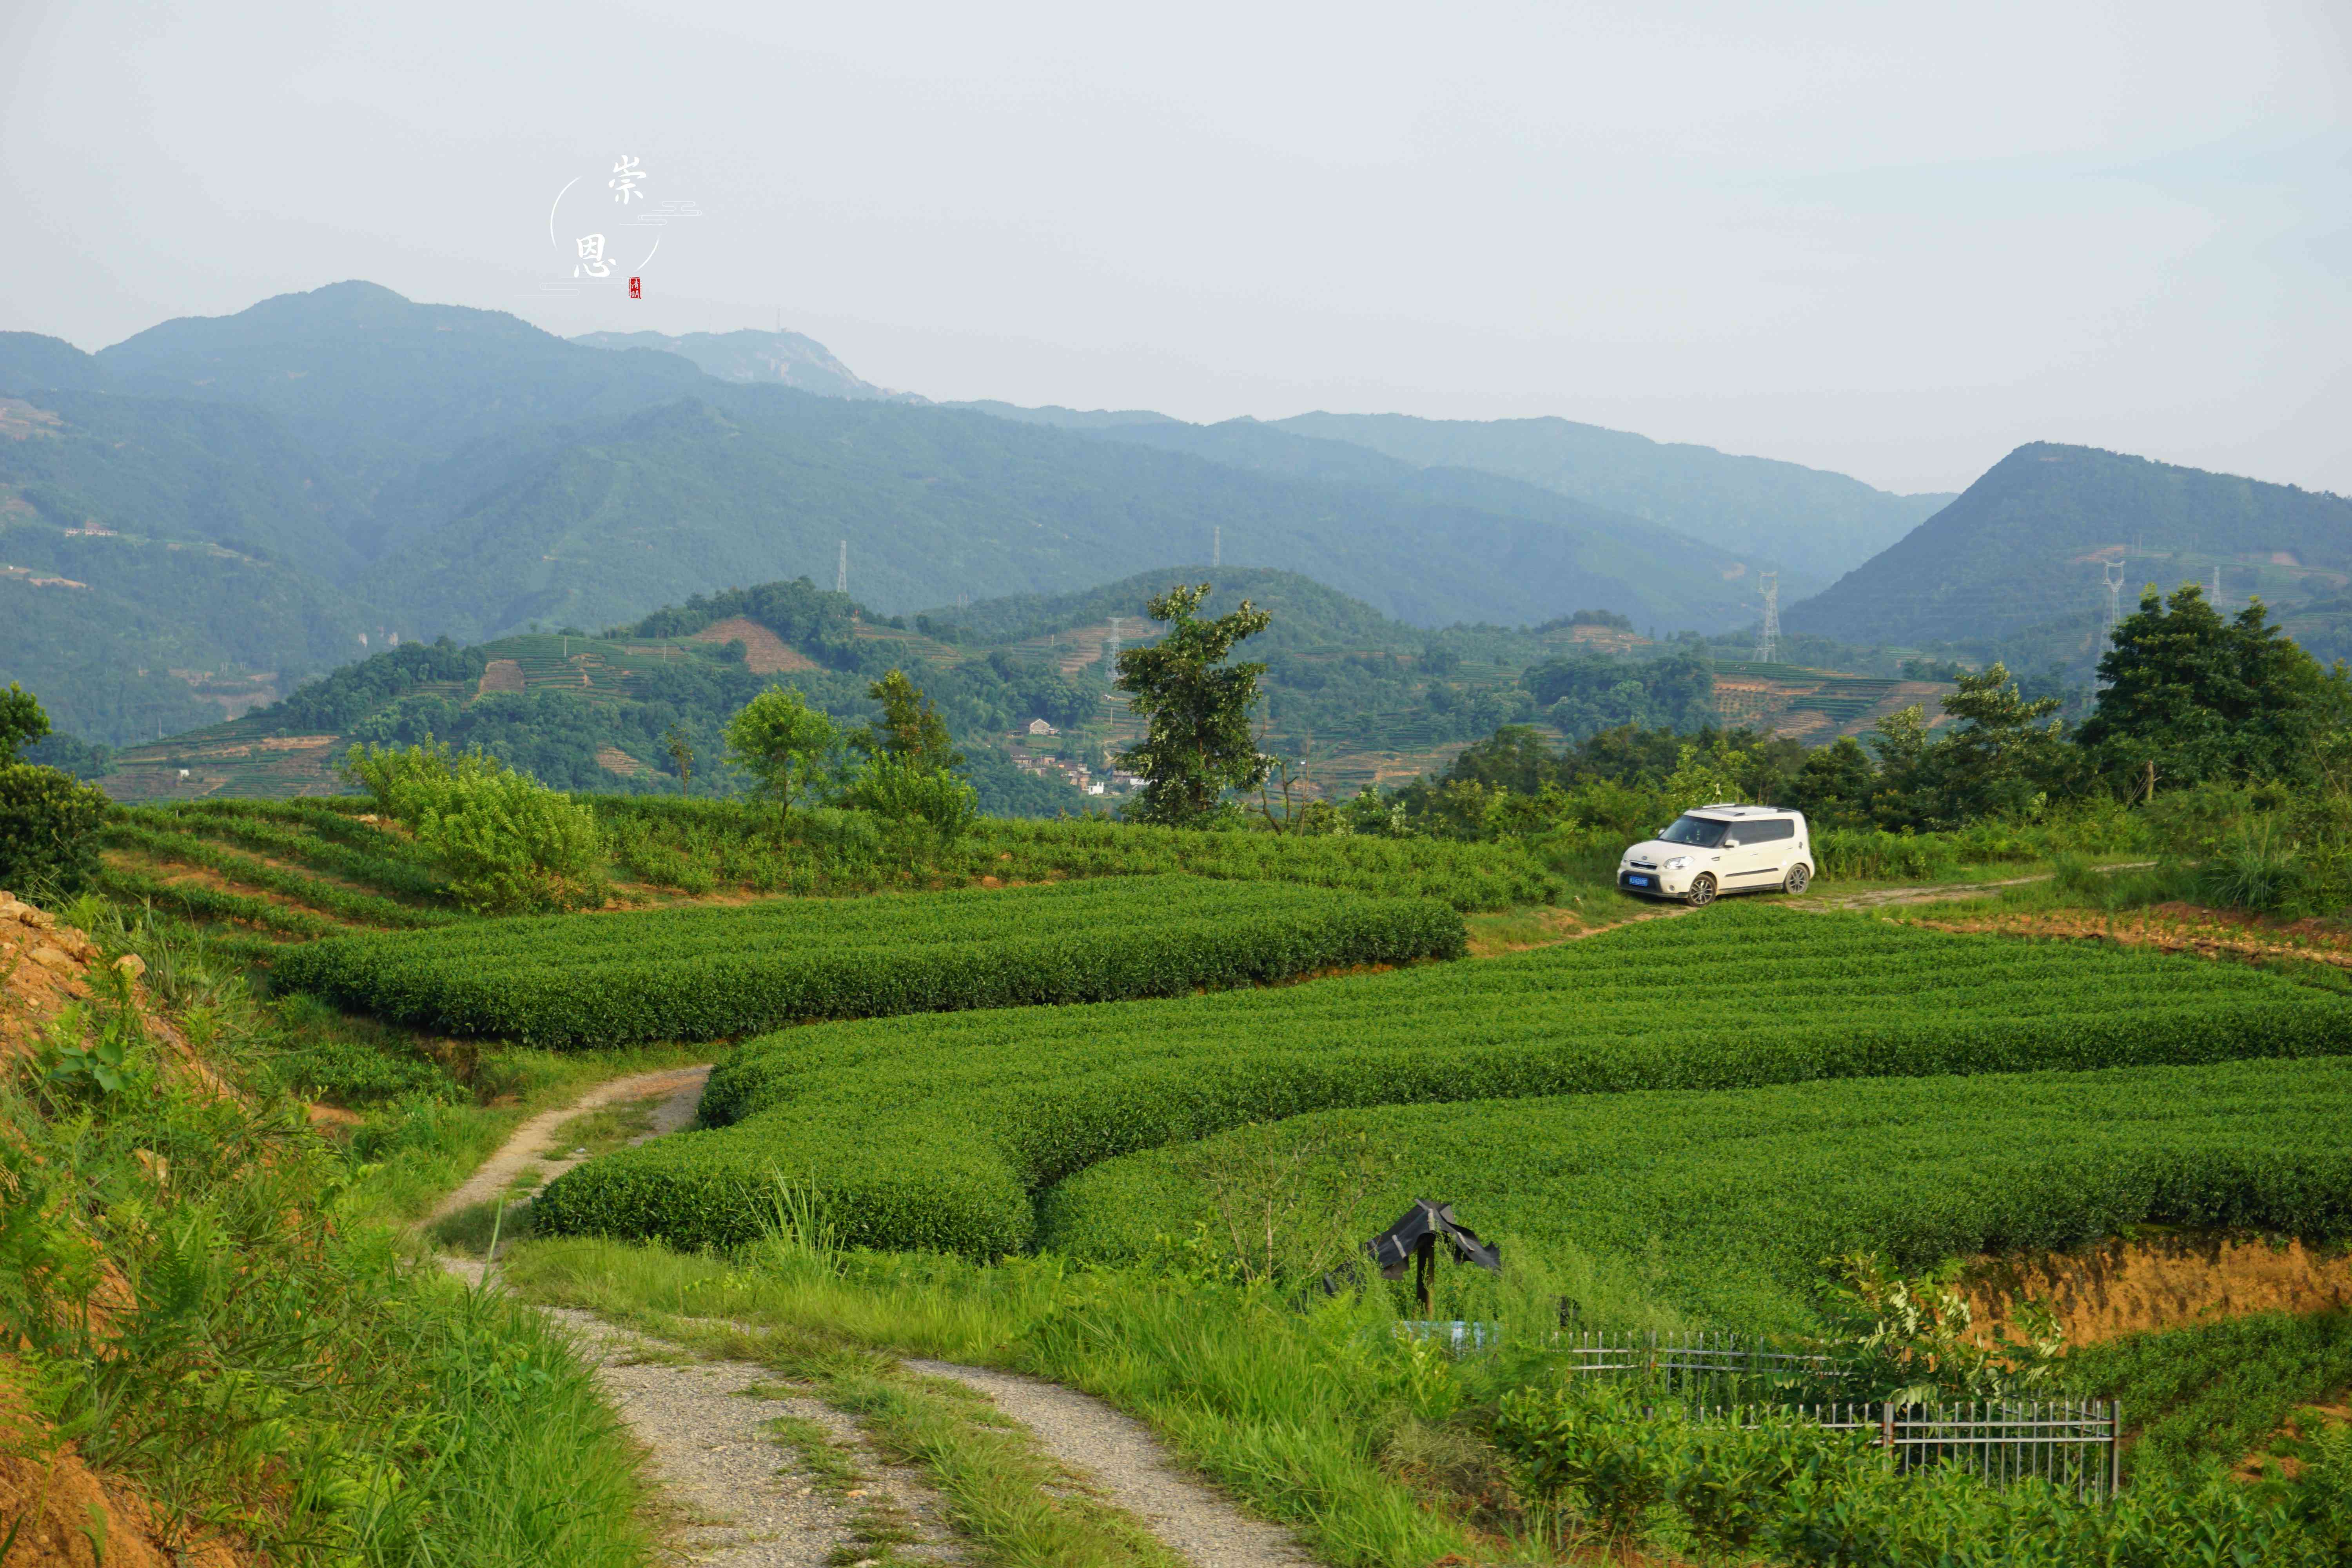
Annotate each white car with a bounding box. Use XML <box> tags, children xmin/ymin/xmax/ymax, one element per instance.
<box><xmin>1617</xmin><ymin>804</ymin><xmax>1813</xmax><ymax>906</ymax></box>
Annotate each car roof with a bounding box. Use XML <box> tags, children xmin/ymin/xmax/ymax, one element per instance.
<box><xmin>1686</xmin><ymin>804</ymin><xmax>1801</xmax><ymax>820</ymax></box>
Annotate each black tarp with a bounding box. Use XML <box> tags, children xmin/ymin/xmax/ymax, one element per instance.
<box><xmin>1365</xmin><ymin>1199</ymin><xmax>1501</xmax><ymax>1279</ymax></box>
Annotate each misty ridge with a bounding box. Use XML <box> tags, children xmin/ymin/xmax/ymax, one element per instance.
<box><xmin>1</xmin><ymin>279</ymin><xmax>2347</xmax><ymax>756</ymax></box>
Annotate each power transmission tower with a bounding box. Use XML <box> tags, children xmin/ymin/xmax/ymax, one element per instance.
<box><xmin>1104</xmin><ymin>614</ymin><xmax>1123</xmax><ymax>673</ymax></box>
<box><xmin>1212</xmin><ymin>525</ymin><xmax>1221</xmax><ymax>568</ymax></box>
<box><xmin>835</xmin><ymin>540</ymin><xmax>848</xmax><ymax>595</ymax></box>
<box><xmin>2210</xmin><ymin>563</ymin><xmax>2222</xmax><ymax>610</ymax></box>
<box><xmin>1753</xmin><ymin>570</ymin><xmax>1779</xmax><ymax>663</ymax></box>
<box><xmin>2102</xmin><ymin>559</ymin><xmax>2126</xmax><ymax>641</ymax></box>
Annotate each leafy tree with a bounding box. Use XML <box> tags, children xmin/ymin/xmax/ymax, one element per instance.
<box><xmin>1926</xmin><ymin>663</ymin><xmax>2067</xmax><ymax>822</ymax></box>
<box><xmin>338</xmin><ymin>740</ymin><xmax>606</xmax><ymax>911</ymax></box>
<box><xmin>663</xmin><ymin>724</ymin><xmax>695</xmax><ymax>796</ymax></box>
<box><xmin>0</xmin><ymin>684</ymin><xmax>50</xmax><ymax>763</ymax></box>
<box><xmin>853</xmin><ymin>670</ymin><xmax>963</xmax><ymax>771</ymax></box>
<box><xmin>0</xmin><ymin>686</ymin><xmax>106</xmax><ymax>896</ymax></box>
<box><xmin>725</xmin><ymin>687</ymin><xmax>840</xmax><ymax>814</ymax></box>
<box><xmin>1788</xmin><ymin>735</ymin><xmax>1877</xmax><ymax>828</ymax></box>
<box><xmin>2076</xmin><ymin>584</ymin><xmax>2340</xmax><ymax>791</ymax></box>
<box><xmin>1114</xmin><ymin>583</ymin><xmax>1272</xmax><ymax>827</ymax></box>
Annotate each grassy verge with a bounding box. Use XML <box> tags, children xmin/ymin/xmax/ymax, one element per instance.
<box><xmin>498</xmin><ymin>1216</ymin><xmax>2352</xmax><ymax>1568</ymax></box>
<box><xmin>503</xmin><ymin>1235</ymin><xmax>1506</xmax><ymax>1567</ymax></box>
<box><xmin>3</xmin><ymin>898</ymin><xmax>660</xmax><ymax>1564</ymax></box>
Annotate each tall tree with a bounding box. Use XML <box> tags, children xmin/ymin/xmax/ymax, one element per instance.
<box><xmin>2077</xmin><ymin>585</ymin><xmax>2338</xmax><ymax>790</ymax></box>
<box><xmin>854</xmin><ymin>669</ymin><xmax>963</xmax><ymax>772</ymax></box>
<box><xmin>0</xmin><ymin>683</ymin><xmax>50</xmax><ymax>763</ymax></box>
<box><xmin>724</xmin><ymin>687</ymin><xmax>839</xmax><ymax>814</ymax></box>
<box><xmin>1114</xmin><ymin>583</ymin><xmax>1272</xmax><ymax>827</ymax></box>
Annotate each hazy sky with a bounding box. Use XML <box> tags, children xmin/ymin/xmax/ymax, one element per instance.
<box><xmin>4</xmin><ymin>1</ymin><xmax>2347</xmax><ymax>495</ymax></box>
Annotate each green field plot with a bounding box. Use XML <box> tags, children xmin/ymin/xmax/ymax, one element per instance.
<box><xmin>534</xmin><ymin>903</ymin><xmax>2352</xmax><ymax>1261</ymax></box>
<box><xmin>1043</xmin><ymin>1056</ymin><xmax>2352</xmax><ymax>1329</ymax></box>
<box><xmin>273</xmin><ymin>875</ymin><xmax>1464</xmax><ymax>1048</ymax></box>
<box><xmin>596</xmin><ymin>799</ymin><xmax>1562</xmax><ymax>909</ymax></box>
<box><xmin>98</xmin><ymin>798</ymin><xmax>457</xmax><ymax>940</ymax></box>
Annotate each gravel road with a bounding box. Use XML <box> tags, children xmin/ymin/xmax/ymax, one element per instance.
<box><xmin>430</xmin><ymin>1063</ymin><xmax>1319</xmax><ymax>1568</ymax></box>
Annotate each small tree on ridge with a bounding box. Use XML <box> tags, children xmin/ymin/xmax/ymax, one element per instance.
<box><xmin>1114</xmin><ymin>583</ymin><xmax>1271</xmax><ymax>828</ymax></box>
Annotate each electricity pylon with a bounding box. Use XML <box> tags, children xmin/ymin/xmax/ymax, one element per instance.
<box><xmin>1753</xmin><ymin>571</ymin><xmax>1779</xmax><ymax>663</ymax></box>
<box><xmin>836</xmin><ymin>540</ymin><xmax>848</xmax><ymax>595</ymax></box>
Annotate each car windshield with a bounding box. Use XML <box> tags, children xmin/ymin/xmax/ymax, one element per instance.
<box><xmin>1657</xmin><ymin>815</ymin><xmax>1730</xmax><ymax>848</ymax></box>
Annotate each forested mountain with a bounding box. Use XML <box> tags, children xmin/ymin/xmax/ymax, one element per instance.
<box><xmin>572</xmin><ymin>328</ymin><xmax>909</xmax><ymax>400</ymax></box>
<box><xmin>1785</xmin><ymin>443</ymin><xmax>2352</xmax><ymax>664</ymax></box>
<box><xmin>4</xmin><ymin>283</ymin><xmax>1817</xmax><ymax>747</ymax></box>
<box><xmin>1270</xmin><ymin>410</ymin><xmax>1953</xmax><ymax>587</ymax></box>
<box><xmin>93</xmin><ymin>281</ymin><xmax>708</xmax><ymax>508</ymax></box>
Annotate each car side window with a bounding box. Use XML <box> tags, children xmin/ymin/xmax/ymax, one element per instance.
<box><xmin>1752</xmin><ymin>820</ymin><xmax>1794</xmax><ymax>842</ymax></box>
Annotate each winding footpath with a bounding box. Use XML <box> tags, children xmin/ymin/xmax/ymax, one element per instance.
<box><xmin>430</xmin><ymin>1068</ymin><xmax>1311</xmax><ymax>1568</ymax></box>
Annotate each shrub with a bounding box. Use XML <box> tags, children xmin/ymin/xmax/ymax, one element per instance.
<box><xmin>274</xmin><ymin>877</ymin><xmax>1465</xmax><ymax>1047</ymax></box>
<box><xmin>408</xmin><ymin>766</ymin><xmax>606</xmax><ymax>914</ymax></box>
<box><xmin>338</xmin><ymin>742</ymin><xmax>605</xmax><ymax>914</ymax></box>
<box><xmin>0</xmin><ymin>760</ymin><xmax>111</xmax><ymax>897</ymax></box>
<box><xmin>534</xmin><ymin>904</ymin><xmax>2352</xmax><ymax>1268</ymax></box>
<box><xmin>841</xmin><ymin>755</ymin><xmax>980</xmax><ymax>843</ymax></box>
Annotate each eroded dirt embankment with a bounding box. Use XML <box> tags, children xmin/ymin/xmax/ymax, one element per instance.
<box><xmin>1968</xmin><ymin>1232</ymin><xmax>2352</xmax><ymax>1346</ymax></box>
<box><xmin>0</xmin><ymin>890</ymin><xmax>246</xmax><ymax>1568</ymax></box>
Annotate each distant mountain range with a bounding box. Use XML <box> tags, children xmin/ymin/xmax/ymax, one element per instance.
<box><xmin>571</xmin><ymin>327</ymin><xmax>916</xmax><ymax>401</ymax></box>
<box><xmin>6</xmin><ymin>279</ymin><xmax>2345</xmax><ymax>751</ymax></box>
<box><xmin>0</xmin><ymin>283</ymin><xmax>1771</xmax><ymax>744</ymax></box>
<box><xmin>1787</xmin><ymin>443</ymin><xmax>2352</xmax><ymax>670</ymax></box>
<box><xmin>1270</xmin><ymin>411</ymin><xmax>1956</xmax><ymax>586</ymax></box>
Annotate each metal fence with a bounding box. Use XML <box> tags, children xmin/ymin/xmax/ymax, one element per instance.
<box><xmin>1552</xmin><ymin>1328</ymin><xmax>1848</xmax><ymax>1404</ymax></box>
<box><xmin>1394</xmin><ymin>1325</ymin><xmax>2123</xmax><ymax>1497</ymax></box>
<box><xmin>1682</xmin><ymin>1400</ymin><xmax>2123</xmax><ymax>1501</ymax></box>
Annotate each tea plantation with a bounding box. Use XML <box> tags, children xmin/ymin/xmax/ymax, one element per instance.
<box><xmin>1041</xmin><ymin>1055</ymin><xmax>2352</xmax><ymax>1330</ymax></box>
<box><xmin>534</xmin><ymin>904</ymin><xmax>2352</xmax><ymax>1262</ymax></box>
<box><xmin>273</xmin><ymin>875</ymin><xmax>1464</xmax><ymax>1047</ymax></box>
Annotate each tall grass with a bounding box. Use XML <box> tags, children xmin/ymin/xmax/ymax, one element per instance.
<box><xmin>0</xmin><ymin>898</ymin><xmax>658</xmax><ymax>1564</ymax></box>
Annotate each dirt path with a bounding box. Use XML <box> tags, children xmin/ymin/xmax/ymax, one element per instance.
<box><xmin>1804</xmin><ymin>862</ymin><xmax>2158</xmax><ymax>912</ymax></box>
<box><xmin>425</xmin><ymin>1064</ymin><xmax>710</xmax><ymax>1225</ymax></box>
<box><xmin>440</xmin><ymin>1070</ymin><xmax>1312</xmax><ymax>1568</ymax></box>
<box><xmin>906</xmin><ymin>1361</ymin><xmax>1311</xmax><ymax>1568</ymax></box>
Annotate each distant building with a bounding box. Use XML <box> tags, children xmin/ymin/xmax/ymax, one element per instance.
<box><xmin>1027</xmin><ymin>719</ymin><xmax>1058</xmax><ymax>736</ymax></box>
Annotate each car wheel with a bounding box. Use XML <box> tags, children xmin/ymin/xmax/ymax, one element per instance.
<box><xmin>1783</xmin><ymin>864</ymin><xmax>1811</xmax><ymax>895</ymax></box>
<box><xmin>1686</xmin><ymin>874</ymin><xmax>1717</xmax><ymax>907</ymax></box>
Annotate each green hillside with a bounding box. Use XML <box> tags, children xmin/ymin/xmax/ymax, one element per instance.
<box><xmin>3</xmin><ymin>284</ymin><xmax>1815</xmax><ymax>746</ymax></box>
<box><xmin>1272</xmin><ymin>409</ymin><xmax>1953</xmax><ymax>587</ymax></box>
<box><xmin>349</xmin><ymin>386</ymin><xmax>1767</xmax><ymax>642</ymax></box>
<box><xmin>1786</xmin><ymin>443</ymin><xmax>2352</xmax><ymax>659</ymax></box>
<box><xmin>572</xmin><ymin>327</ymin><xmax>906</xmax><ymax>399</ymax></box>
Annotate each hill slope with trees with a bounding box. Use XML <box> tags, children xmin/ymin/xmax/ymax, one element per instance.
<box><xmin>1786</xmin><ymin>443</ymin><xmax>2352</xmax><ymax>658</ymax></box>
<box><xmin>1270</xmin><ymin>410</ymin><xmax>1954</xmax><ymax>586</ymax></box>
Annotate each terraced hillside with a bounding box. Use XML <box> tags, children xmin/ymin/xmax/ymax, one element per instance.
<box><xmin>535</xmin><ymin>903</ymin><xmax>2352</xmax><ymax>1279</ymax></box>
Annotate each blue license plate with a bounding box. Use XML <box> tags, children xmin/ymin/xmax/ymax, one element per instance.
<box><xmin>1628</xmin><ymin>875</ymin><xmax>1650</xmax><ymax>887</ymax></box>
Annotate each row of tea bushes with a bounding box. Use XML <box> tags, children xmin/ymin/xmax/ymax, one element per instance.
<box><xmin>534</xmin><ymin>904</ymin><xmax>2352</xmax><ymax>1263</ymax></box>
<box><xmin>273</xmin><ymin>875</ymin><xmax>1466</xmax><ymax>1047</ymax></box>
<box><xmin>1045</xmin><ymin>1054</ymin><xmax>2352</xmax><ymax>1329</ymax></box>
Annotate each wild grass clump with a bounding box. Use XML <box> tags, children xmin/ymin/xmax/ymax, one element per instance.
<box><xmin>0</xmin><ymin>901</ymin><xmax>655</xmax><ymax>1563</ymax></box>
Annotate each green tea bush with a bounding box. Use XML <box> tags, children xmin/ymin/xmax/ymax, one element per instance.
<box><xmin>275</xmin><ymin>875</ymin><xmax>1465</xmax><ymax>1047</ymax></box>
<box><xmin>1044</xmin><ymin>1055</ymin><xmax>2352</xmax><ymax>1328</ymax></box>
<box><xmin>592</xmin><ymin>796</ymin><xmax>1560</xmax><ymax>909</ymax></box>
<box><xmin>533</xmin><ymin>904</ymin><xmax>2352</xmax><ymax>1266</ymax></box>
<box><xmin>103</xmin><ymin>818</ymin><xmax>457</xmax><ymax>928</ymax></box>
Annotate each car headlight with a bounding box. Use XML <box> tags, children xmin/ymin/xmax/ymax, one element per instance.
<box><xmin>1664</xmin><ymin>856</ymin><xmax>1690</xmax><ymax>871</ymax></box>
